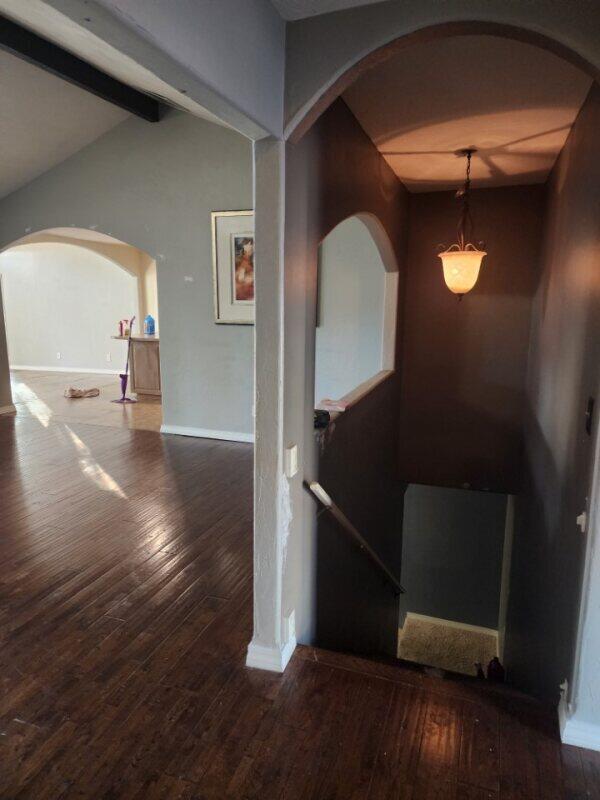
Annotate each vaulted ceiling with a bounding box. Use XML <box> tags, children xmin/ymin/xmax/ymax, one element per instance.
<box><xmin>343</xmin><ymin>35</ymin><xmax>592</xmax><ymax>192</ymax></box>
<box><xmin>0</xmin><ymin>48</ymin><xmax>129</xmax><ymax>199</ymax></box>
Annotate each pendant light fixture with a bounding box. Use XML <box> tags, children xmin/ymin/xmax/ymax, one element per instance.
<box><xmin>438</xmin><ymin>149</ymin><xmax>486</xmax><ymax>297</ymax></box>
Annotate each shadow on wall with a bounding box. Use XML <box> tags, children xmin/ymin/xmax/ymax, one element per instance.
<box><xmin>399</xmin><ymin>483</ymin><xmax>508</xmax><ymax>631</ymax></box>
<box><xmin>505</xmin><ymin>400</ymin><xmax>585</xmax><ymax>700</ymax></box>
<box><xmin>401</xmin><ymin>395</ymin><xmax>526</xmax><ymax>494</ymax></box>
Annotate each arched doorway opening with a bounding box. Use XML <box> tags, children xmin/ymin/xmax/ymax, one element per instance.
<box><xmin>0</xmin><ymin>227</ymin><xmax>161</xmax><ymax>432</ymax></box>
<box><xmin>286</xmin><ymin>20</ymin><xmax>600</xmax><ymax>142</ymax></box>
<box><xmin>256</xmin><ymin>19</ymin><xmax>599</xmax><ymax>732</ymax></box>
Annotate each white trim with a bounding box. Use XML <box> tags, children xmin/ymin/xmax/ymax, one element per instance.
<box><xmin>211</xmin><ymin>210</ymin><xmax>255</xmax><ymax>325</ymax></box>
<box><xmin>403</xmin><ymin>612</ymin><xmax>499</xmax><ymax>639</ymax></box>
<box><xmin>0</xmin><ymin>404</ymin><xmax>16</xmax><ymax>416</ymax></box>
<box><xmin>382</xmin><ymin>271</ymin><xmax>399</xmax><ymax>370</ymax></box>
<box><xmin>245</xmin><ymin>636</ymin><xmax>296</xmax><ymax>673</ymax></box>
<box><xmin>160</xmin><ymin>423</ymin><xmax>254</xmax><ymax>443</ymax></box>
<box><xmin>498</xmin><ymin>495</ymin><xmax>516</xmax><ymax>661</ymax></box>
<box><xmin>560</xmin><ymin>712</ymin><xmax>600</xmax><ymax>752</ymax></box>
<box><xmin>568</xmin><ymin>409</ymin><xmax>600</xmax><ymax>716</ymax></box>
<box><xmin>10</xmin><ymin>365</ymin><xmax>120</xmax><ymax>375</ymax></box>
<box><xmin>316</xmin><ymin>369</ymin><xmax>394</xmax><ymax>420</ymax></box>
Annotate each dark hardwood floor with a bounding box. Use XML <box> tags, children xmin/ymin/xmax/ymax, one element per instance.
<box><xmin>0</xmin><ymin>413</ymin><xmax>598</xmax><ymax>799</ymax></box>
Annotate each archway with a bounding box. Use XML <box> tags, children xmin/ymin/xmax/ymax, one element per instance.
<box><xmin>285</xmin><ymin>20</ymin><xmax>600</xmax><ymax>142</ymax></box>
<box><xmin>2</xmin><ymin>227</ymin><xmax>159</xmax><ymax>327</ymax></box>
<box><xmin>0</xmin><ymin>227</ymin><xmax>162</xmax><ymax>432</ymax></box>
<box><xmin>269</xmin><ymin>17</ymin><xmax>600</xmax><ymax>723</ymax></box>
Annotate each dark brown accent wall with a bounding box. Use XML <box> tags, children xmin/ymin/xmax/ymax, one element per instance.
<box><xmin>282</xmin><ymin>98</ymin><xmax>409</xmax><ymax>649</ymax></box>
<box><xmin>398</xmin><ymin>185</ymin><xmax>545</xmax><ymax>493</ymax></box>
<box><xmin>504</xmin><ymin>85</ymin><xmax>600</xmax><ymax>699</ymax></box>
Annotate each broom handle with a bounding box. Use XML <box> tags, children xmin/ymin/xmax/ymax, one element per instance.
<box><xmin>124</xmin><ymin>316</ymin><xmax>136</xmax><ymax>375</ymax></box>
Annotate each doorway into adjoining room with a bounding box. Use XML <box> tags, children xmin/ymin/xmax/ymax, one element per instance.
<box><xmin>1</xmin><ymin>228</ymin><xmax>161</xmax><ymax>432</ymax></box>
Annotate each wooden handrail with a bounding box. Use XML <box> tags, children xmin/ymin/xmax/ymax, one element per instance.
<box><xmin>305</xmin><ymin>481</ymin><xmax>405</xmax><ymax>596</ymax></box>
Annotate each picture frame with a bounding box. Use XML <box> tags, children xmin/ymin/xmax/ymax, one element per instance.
<box><xmin>211</xmin><ymin>210</ymin><xmax>255</xmax><ymax>325</ymax></box>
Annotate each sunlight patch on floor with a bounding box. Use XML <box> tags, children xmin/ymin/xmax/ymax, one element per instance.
<box><xmin>64</xmin><ymin>425</ymin><xmax>128</xmax><ymax>500</ymax></box>
<box><xmin>11</xmin><ymin>378</ymin><xmax>53</xmax><ymax>427</ymax></box>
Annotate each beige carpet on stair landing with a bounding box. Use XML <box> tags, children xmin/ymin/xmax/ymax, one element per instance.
<box><xmin>398</xmin><ymin>615</ymin><xmax>498</xmax><ymax>677</ymax></box>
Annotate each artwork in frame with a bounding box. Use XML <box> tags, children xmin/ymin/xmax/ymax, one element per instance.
<box><xmin>211</xmin><ymin>210</ymin><xmax>255</xmax><ymax>324</ymax></box>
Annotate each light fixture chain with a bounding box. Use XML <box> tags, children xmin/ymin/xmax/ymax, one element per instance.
<box><xmin>458</xmin><ymin>150</ymin><xmax>473</xmax><ymax>249</ymax></box>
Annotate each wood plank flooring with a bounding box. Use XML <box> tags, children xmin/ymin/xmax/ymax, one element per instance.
<box><xmin>10</xmin><ymin>369</ymin><xmax>162</xmax><ymax>432</ymax></box>
<box><xmin>0</xmin><ymin>412</ymin><xmax>599</xmax><ymax>799</ymax></box>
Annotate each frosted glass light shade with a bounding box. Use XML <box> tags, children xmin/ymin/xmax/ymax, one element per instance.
<box><xmin>438</xmin><ymin>247</ymin><xmax>486</xmax><ymax>295</ymax></box>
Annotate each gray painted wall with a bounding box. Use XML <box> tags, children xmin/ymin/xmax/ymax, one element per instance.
<box><xmin>0</xmin><ymin>243</ymin><xmax>138</xmax><ymax>372</ymax></box>
<box><xmin>505</xmin><ymin>84</ymin><xmax>600</xmax><ymax>701</ymax></box>
<box><xmin>315</xmin><ymin>215</ymin><xmax>385</xmax><ymax>403</ymax></box>
<box><xmin>0</xmin><ymin>110</ymin><xmax>254</xmax><ymax>437</ymax></box>
<box><xmin>400</xmin><ymin>484</ymin><xmax>507</xmax><ymax>630</ymax></box>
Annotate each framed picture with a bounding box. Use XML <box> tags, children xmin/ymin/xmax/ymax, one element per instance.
<box><xmin>211</xmin><ymin>210</ymin><xmax>254</xmax><ymax>324</ymax></box>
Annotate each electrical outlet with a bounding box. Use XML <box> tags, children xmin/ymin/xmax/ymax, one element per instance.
<box><xmin>56</xmin><ymin>351</ymin><xmax>61</xmax><ymax>360</ymax></box>
<box><xmin>106</xmin><ymin>353</ymin><xmax>111</xmax><ymax>363</ymax></box>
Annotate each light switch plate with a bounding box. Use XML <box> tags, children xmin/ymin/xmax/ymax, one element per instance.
<box><xmin>284</xmin><ymin>611</ymin><xmax>296</xmax><ymax>644</ymax></box>
<box><xmin>284</xmin><ymin>444</ymin><xmax>298</xmax><ymax>478</ymax></box>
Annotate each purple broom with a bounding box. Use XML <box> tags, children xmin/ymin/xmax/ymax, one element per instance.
<box><xmin>112</xmin><ymin>316</ymin><xmax>137</xmax><ymax>404</ymax></box>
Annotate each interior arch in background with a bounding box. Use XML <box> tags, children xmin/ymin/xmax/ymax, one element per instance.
<box><xmin>315</xmin><ymin>212</ymin><xmax>398</xmax><ymax>406</ymax></box>
<box><xmin>2</xmin><ymin>227</ymin><xmax>159</xmax><ymax>327</ymax></box>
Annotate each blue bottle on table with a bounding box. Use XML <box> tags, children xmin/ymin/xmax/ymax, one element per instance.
<box><xmin>143</xmin><ymin>315</ymin><xmax>155</xmax><ymax>336</ymax></box>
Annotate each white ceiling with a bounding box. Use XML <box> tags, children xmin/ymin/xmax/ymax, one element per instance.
<box><xmin>0</xmin><ymin>49</ymin><xmax>130</xmax><ymax>199</ymax></box>
<box><xmin>271</xmin><ymin>0</ymin><xmax>386</xmax><ymax>20</ymax></box>
<box><xmin>343</xmin><ymin>35</ymin><xmax>592</xmax><ymax>192</ymax></box>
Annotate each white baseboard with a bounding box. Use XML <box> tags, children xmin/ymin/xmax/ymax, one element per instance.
<box><xmin>11</xmin><ymin>365</ymin><xmax>120</xmax><ymax>375</ymax></box>
<box><xmin>560</xmin><ymin>713</ymin><xmax>600</xmax><ymax>751</ymax></box>
<box><xmin>558</xmin><ymin>688</ymin><xmax>600</xmax><ymax>751</ymax></box>
<box><xmin>0</xmin><ymin>404</ymin><xmax>16</xmax><ymax>416</ymax></box>
<box><xmin>246</xmin><ymin>636</ymin><xmax>296</xmax><ymax>673</ymax></box>
<box><xmin>403</xmin><ymin>612</ymin><xmax>498</xmax><ymax>638</ymax></box>
<box><xmin>160</xmin><ymin>423</ymin><xmax>254</xmax><ymax>443</ymax></box>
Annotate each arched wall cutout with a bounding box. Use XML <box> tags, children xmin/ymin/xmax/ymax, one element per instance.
<box><xmin>315</xmin><ymin>213</ymin><xmax>398</xmax><ymax>406</ymax></box>
<box><xmin>346</xmin><ymin>213</ymin><xmax>399</xmax><ymax>373</ymax></box>
<box><xmin>286</xmin><ymin>20</ymin><xmax>599</xmax><ymax>143</ymax></box>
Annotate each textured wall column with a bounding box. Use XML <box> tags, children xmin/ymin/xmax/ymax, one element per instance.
<box><xmin>247</xmin><ymin>137</ymin><xmax>295</xmax><ymax>671</ymax></box>
<box><xmin>0</xmin><ymin>280</ymin><xmax>14</xmax><ymax>413</ymax></box>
